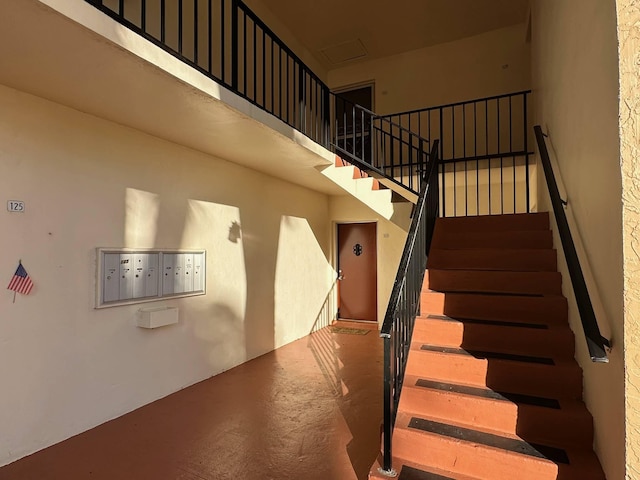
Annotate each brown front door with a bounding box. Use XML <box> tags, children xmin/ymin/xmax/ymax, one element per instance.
<box><xmin>337</xmin><ymin>222</ymin><xmax>377</xmax><ymax>321</ymax></box>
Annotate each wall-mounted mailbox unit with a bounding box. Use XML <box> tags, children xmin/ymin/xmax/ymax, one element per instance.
<box><xmin>96</xmin><ymin>249</ymin><xmax>206</xmax><ymax>308</ymax></box>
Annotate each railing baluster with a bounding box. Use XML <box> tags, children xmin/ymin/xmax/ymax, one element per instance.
<box><xmin>440</xmin><ymin>108</ymin><xmax>445</xmax><ymax>215</ymax></box>
<box><xmin>524</xmin><ymin>93</ymin><xmax>530</xmax><ymax>213</ymax></box>
<box><xmin>287</xmin><ymin>55</ymin><xmax>290</xmax><ymax>125</ymax></box>
<box><xmin>452</xmin><ymin>107</ymin><xmax>456</xmax><ymax>217</ymax></box>
<box><xmin>178</xmin><ymin>0</ymin><xmax>183</xmax><ymax>54</ymax></box>
<box><xmin>474</xmin><ymin>102</ymin><xmax>479</xmax><ymax>215</ymax></box>
<box><xmin>486</xmin><ymin>99</ymin><xmax>490</xmax><ymax>214</ymax></box>
<box><xmin>510</xmin><ymin>96</ymin><xmax>515</xmax><ymax>213</ymax></box>
<box><xmin>253</xmin><ymin>20</ymin><xmax>256</xmax><ymax>101</ymax></box>
<box><xmin>463</xmin><ymin>104</ymin><xmax>467</xmax><ymax>216</ymax></box>
<box><xmin>262</xmin><ymin>29</ymin><xmax>266</xmax><ymax>106</ymax></box>
<box><xmin>279</xmin><ymin>47</ymin><xmax>283</xmax><ymax>119</ymax></box>
<box><xmin>220</xmin><ymin>0</ymin><xmax>225</xmax><ymax>81</ymax></box>
<box><xmin>230</xmin><ymin>0</ymin><xmax>237</xmax><ymax>89</ymax></box>
<box><xmin>141</xmin><ymin>0</ymin><xmax>146</xmax><ymax>31</ymax></box>
<box><xmin>498</xmin><ymin>98</ymin><xmax>503</xmax><ymax>214</ymax></box>
<box><xmin>194</xmin><ymin>0</ymin><xmax>198</xmax><ymax>65</ymax></box>
<box><xmin>208</xmin><ymin>0</ymin><xmax>212</xmax><ymax>75</ymax></box>
<box><xmin>161</xmin><ymin>0</ymin><xmax>166</xmax><ymax>43</ymax></box>
<box><xmin>270</xmin><ymin>39</ymin><xmax>274</xmax><ymax>113</ymax></box>
<box><xmin>242</xmin><ymin>10</ymin><xmax>246</xmax><ymax>94</ymax></box>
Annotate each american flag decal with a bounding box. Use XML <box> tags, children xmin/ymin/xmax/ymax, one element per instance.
<box><xmin>7</xmin><ymin>263</ymin><xmax>34</xmax><ymax>295</ymax></box>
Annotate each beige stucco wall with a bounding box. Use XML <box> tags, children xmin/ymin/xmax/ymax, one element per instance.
<box><xmin>328</xmin><ymin>23</ymin><xmax>531</xmax><ymax>115</ymax></box>
<box><xmin>617</xmin><ymin>1</ymin><xmax>640</xmax><ymax>478</ymax></box>
<box><xmin>329</xmin><ymin>196</ymin><xmax>407</xmax><ymax>325</ymax></box>
<box><xmin>531</xmin><ymin>1</ymin><xmax>625</xmax><ymax>478</ymax></box>
<box><xmin>0</xmin><ymin>83</ymin><xmax>334</xmax><ymax>467</ymax></box>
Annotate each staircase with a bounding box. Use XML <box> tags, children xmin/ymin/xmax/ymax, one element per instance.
<box><xmin>371</xmin><ymin>212</ymin><xmax>606</xmax><ymax>480</ymax></box>
<box><xmin>321</xmin><ymin>156</ymin><xmax>414</xmax><ymax>230</ymax></box>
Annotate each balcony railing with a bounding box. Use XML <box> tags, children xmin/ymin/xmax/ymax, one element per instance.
<box><xmin>381</xmin><ymin>91</ymin><xmax>534</xmax><ymax>216</ymax></box>
<box><xmin>86</xmin><ymin>0</ymin><xmax>431</xmax><ymax>193</ymax></box>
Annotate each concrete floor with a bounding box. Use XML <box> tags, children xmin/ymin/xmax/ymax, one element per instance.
<box><xmin>0</xmin><ymin>322</ymin><xmax>383</xmax><ymax>480</ymax></box>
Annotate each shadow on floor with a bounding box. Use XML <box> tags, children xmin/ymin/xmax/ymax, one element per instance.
<box><xmin>0</xmin><ymin>324</ymin><xmax>382</xmax><ymax>480</ymax></box>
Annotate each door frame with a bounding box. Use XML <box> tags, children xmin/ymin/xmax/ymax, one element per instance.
<box><xmin>334</xmin><ymin>220</ymin><xmax>379</xmax><ymax>323</ymax></box>
<box><xmin>333</xmin><ymin>80</ymin><xmax>375</xmax><ymax>111</ymax></box>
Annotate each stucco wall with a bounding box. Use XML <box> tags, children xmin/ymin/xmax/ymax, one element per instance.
<box><xmin>531</xmin><ymin>1</ymin><xmax>624</xmax><ymax>478</ymax></box>
<box><xmin>0</xmin><ymin>83</ymin><xmax>333</xmax><ymax>466</ymax></box>
<box><xmin>617</xmin><ymin>1</ymin><xmax>640</xmax><ymax>479</ymax></box>
<box><xmin>328</xmin><ymin>24</ymin><xmax>531</xmax><ymax>115</ymax></box>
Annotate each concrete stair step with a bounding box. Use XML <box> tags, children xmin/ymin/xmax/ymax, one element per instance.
<box><xmin>434</xmin><ymin>213</ymin><xmax>550</xmax><ymax>233</ymax></box>
<box><xmin>404</xmin><ymin>343</ymin><xmax>583</xmax><ymax>399</ymax></box>
<box><xmin>425</xmin><ymin>269</ymin><xmax>562</xmax><ymax>295</ymax></box>
<box><xmin>392</xmin><ymin>411</ymin><xmax>560</xmax><ymax>480</ymax></box>
<box><xmin>412</xmin><ymin>315</ymin><xmax>575</xmax><ymax>359</ymax></box>
<box><xmin>392</xmin><ymin>412</ymin><xmax>605</xmax><ymax>480</ymax></box>
<box><xmin>421</xmin><ymin>292</ymin><xmax>568</xmax><ymax>325</ymax></box>
<box><xmin>427</xmin><ymin>248</ymin><xmax>557</xmax><ymax>272</ymax></box>
<box><xmin>399</xmin><ymin>375</ymin><xmax>593</xmax><ymax>447</ymax></box>
<box><xmin>431</xmin><ymin>229</ymin><xmax>553</xmax><ymax>250</ymax></box>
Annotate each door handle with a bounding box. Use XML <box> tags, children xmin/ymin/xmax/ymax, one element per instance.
<box><xmin>337</xmin><ymin>269</ymin><xmax>345</xmax><ymax>281</ymax></box>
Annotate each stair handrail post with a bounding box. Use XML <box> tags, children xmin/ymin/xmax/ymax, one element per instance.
<box><xmin>533</xmin><ymin>125</ymin><xmax>610</xmax><ymax>362</ymax></box>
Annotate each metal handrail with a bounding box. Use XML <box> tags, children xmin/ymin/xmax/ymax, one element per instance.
<box><xmin>381</xmin><ymin>90</ymin><xmax>533</xmax><ymax>117</ymax></box>
<box><xmin>534</xmin><ymin>126</ymin><xmax>610</xmax><ymax>362</ymax></box>
<box><xmin>378</xmin><ymin>140</ymin><xmax>440</xmax><ymax>476</ymax></box>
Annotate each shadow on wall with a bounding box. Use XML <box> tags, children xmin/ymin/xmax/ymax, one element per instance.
<box><xmin>124</xmin><ymin>188</ymin><xmax>161</xmax><ymax>248</ymax></box>
<box><xmin>238</xmin><ymin>204</ymin><xmax>281</xmax><ymax>357</ymax></box>
<box><xmin>191</xmin><ymin>301</ymin><xmax>247</xmax><ymax>372</ymax></box>
<box><xmin>309</xmin><ymin>280</ymin><xmax>338</xmax><ymax>335</ymax></box>
<box><xmin>123</xmin><ymin>184</ymin><xmax>333</xmax><ymax>375</ymax></box>
<box><xmin>183</xmin><ymin>195</ymin><xmax>332</xmax><ymax>366</ymax></box>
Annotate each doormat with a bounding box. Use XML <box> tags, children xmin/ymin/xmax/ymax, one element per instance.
<box><xmin>329</xmin><ymin>326</ymin><xmax>370</xmax><ymax>335</ymax></box>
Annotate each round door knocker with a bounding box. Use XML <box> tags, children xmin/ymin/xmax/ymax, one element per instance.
<box><xmin>353</xmin><ymin>243</ymin><xmax>363</xmax><ymax>256</ymax></box>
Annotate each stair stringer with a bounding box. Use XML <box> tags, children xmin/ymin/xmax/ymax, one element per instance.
<box><xmin>318</xmin><ymin>157</ymin><xmax>413</xmax><ymax>231</ymax></box>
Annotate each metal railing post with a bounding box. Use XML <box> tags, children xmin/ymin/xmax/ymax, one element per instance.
<box><xmin>231</xmin><ymin>0</ymin><xmax>238</xmax><ymax>91</ymax></box>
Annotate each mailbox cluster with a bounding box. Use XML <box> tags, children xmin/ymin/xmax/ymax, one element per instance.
<box><xmin>98</xmin><ymin>249</ymin><xmax>205</xmax><ymax>307</ymax></box>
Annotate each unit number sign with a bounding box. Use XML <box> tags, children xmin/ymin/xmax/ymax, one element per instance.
<box><xmin>7</xmin><ymin>201</ymin><xmax>25</xmax><ymax>213</ymax></box>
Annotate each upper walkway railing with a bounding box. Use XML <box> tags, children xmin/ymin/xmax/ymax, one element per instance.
<box><xmin>86</xmin><ymin>0</ymin><xmax>430</xmax><ymax>193</ymax></box>
<box><xmin>381</xmin><ymin>91</ymin><xmax>534</xmax><ymax>216</ymax></box>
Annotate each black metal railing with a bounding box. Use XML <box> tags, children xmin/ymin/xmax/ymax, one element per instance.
<box><xmin>534</xmin><ymin>126</ymin><xmax>610</xmax><ymax>363</ymax></box>
<box><xmin>87</xmin><ymin>0</ymin><xmax>331</xmax><ymax>147</ymax></box>
<box><xmin>381</xmin><ymin>91</ymin><xmax>533</xmax><ymax>216</ymax></box>
<box><xmin>378</xmin><ymin>140</ymin><xmax>440</xmax><ymax>476</ymax></box>
<box><xmin>333</xmin><ymin>96</ymin><xmax>430</xmax><ymax>193</ymax></box>
<box><xmin>85</xmin><ymin>0</ymin><xmax>432</xmax><ymax>193</ymax></box>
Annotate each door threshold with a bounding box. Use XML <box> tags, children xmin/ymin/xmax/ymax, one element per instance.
<box><xmin>336</xmin><ymin>318</ymin><xmax>378</xmax><ymax>325</ymax></box>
